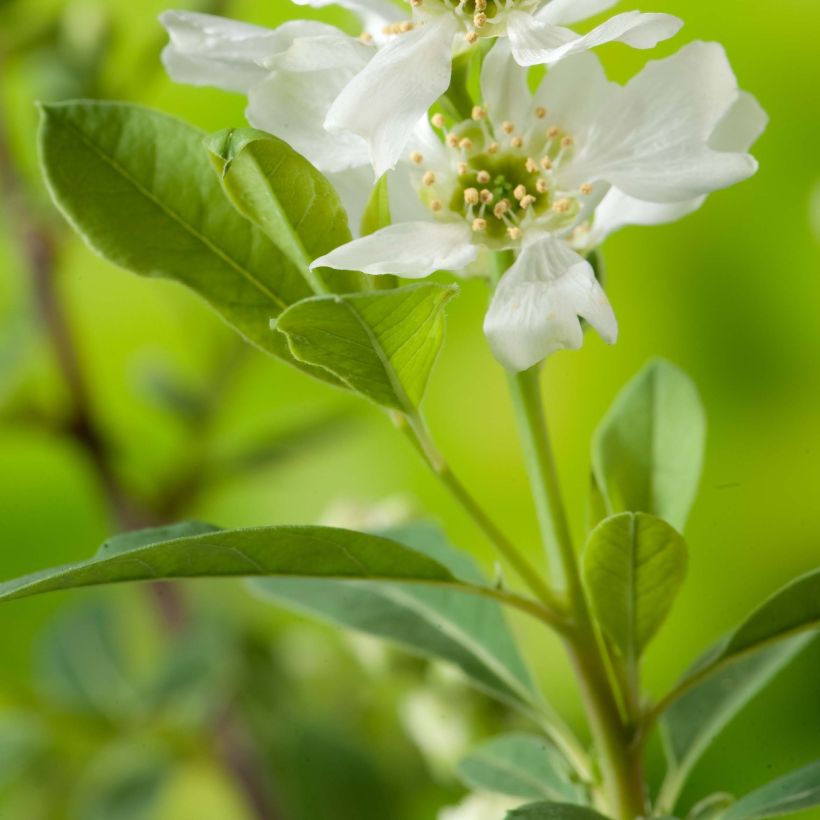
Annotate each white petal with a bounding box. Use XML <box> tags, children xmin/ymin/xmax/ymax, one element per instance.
<box><xmin>480</xmin><ymin>39</ymin><xmax>532</xmax><ymax>126</ymax></box>
<box><xmin>246</xmin><ymin>33</ymin><xmax>372</xmax><ymax>172</ymax></box>
<box><xmin>327</xmin><ymin>167</ymin><xmax>376</xmax><ymax>236</ymax></box>
<box><xmin>311</xmin><ymin>222</ymin><xmax>477</xmax><ymax>277</ymax></box>
<box><xmin>484</xmin><ymin>234</ymin><xmax>617</xmax><ymax>371</ymax></box>
<box><xmin>537</xmin><ymin>0</ymin><xmax>621</xmax><ymax>25</ymax></box>
<box><xmin>532</xmin><ymin>51</ymin><xmax>615</xmax><ymax>135</ymax></box>
<box><xmin>159</xmin><ymin>12</ymin><xmax>332</xmax><ymax>92</ymax></box>
<box><xmin>566</xmin><ymin>41</ymin><xmax>759</xmax><ymax>202</ymax></box>
<box><xmin>325</xmin><ymin>15</ymin><xmax>458</xmax><ymax>177</ymax></box>
<box><xmin>509</xmin><ymin>10</ymin><xmax>682</xmax><ymax>67</ymax></box>
<box><xmin>709</xmin><ymin>90</ymin><xmax>768</xmax><ymax>153</ymax></box>
<box><xmin>586</xmin><ymin>89</ymin><xmax>767</xmax><ymax>245</ymax></box>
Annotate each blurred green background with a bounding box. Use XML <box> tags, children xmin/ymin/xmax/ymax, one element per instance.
<box><xmin>0</xmin><ymin>0</ymin><xmax>818</xmax><ymax>817</ymax></box>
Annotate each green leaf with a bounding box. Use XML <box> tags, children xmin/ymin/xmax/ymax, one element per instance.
<box><xmin>275</xmin><ymin>283</ymin><xmax>458</xmax><ymax>412</ymax></box>
<box><xmin>592</xmin><ymin>359</ymin><xmax>706</xmax><ymax>531</ymax></box>
<box><xmin>359</xmin><ymin>174</ymin><xmax>398</xmax><ymax>290</ymax></box>
<box><xmin>457</xmin><ymin>733</ymin><xmax>587</xmax><ymax>803</ymax></box>
<box><xmin>661</xmin><ymin>637</ymin><xmax>813</xmax><ymax>806</ymax></box>
<box><xmin>38</xmin><ymin>101</ymin><xmax>338</xmax><ymax>385</ymax></box>
<box><xmin>206</xmin><ymin>127</ymin><xmax>364</xmax><ymax>295</ymax></box>
<box><xmin>582</xmin><ymin>512</ymin><xmax>687</xmax><ymax>663</ymax></box>
<box><xmin>723</xmin><ymin>761</ymin><xmax>820</xmax><ymax>820</ymax></box>
<box><xmin>0</xmin><ymin>524</ymin><xmax>458</xmax><ymax>604</ymax></box>
<box><xmin>658</xmin><ymin>570</ymin><xmax>820</xmax><ymax>806</ymax></box>
<box><xmin>505</xmin><ymin>802</ymin><xmax>610</xmax><ymax>820</ymax></box>
<box><xmin>250</xmin><ymin>524</ymin><xmax>540</xmax><ymax>710</ymax></box>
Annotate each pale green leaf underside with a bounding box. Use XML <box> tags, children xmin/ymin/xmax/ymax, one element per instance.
<box><xmin>506</xmin><ymin>801</ymin><xmax>610</xmax><ymax>820</ymax></box>
<box><xmin>38</xmin><ymin>101</ymin><xmax>338</xmax><ymax>385</ymax></box>
<box><xmin>457</xmin><ymin>733</ymin><xmax>587</xmax><ymax>803</ymax></box>
<box><xmin>275</xmin><ymin>283</ymin><xmax>458</xmax><ymax>412</ymax></box>
<box><xmin>251</xmin><ymin>524</ymin><xmax>539</xmax><ymax>710</ymax></box>
<box><xmin>592</xmin><ymin>359</ymin><xmax>705</xmax><ymax>531</ymax></box>
<box><xmin>0</xmin><ymin>523</ymin><xmax>457</xmax><ymax>604</ymax></box>
<box><xmin>583</xmin><ymin>512</ymin><xmax>687</xmax><ymax>662</ymax></box>
<box><xmin>724</xmin><ymin>760</ymin><xmax>820</xmax><ymax>820</ymax></box>
<box><xmin>206</xmin><ymin>127</ymin><xmax>363</xmax><ymax>295</ymax></box>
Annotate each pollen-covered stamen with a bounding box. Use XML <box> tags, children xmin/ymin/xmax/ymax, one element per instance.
<box><xmin>416</xmin><ymin>0</ymin><xmax>542</xmax><ymax>44</ymax></box>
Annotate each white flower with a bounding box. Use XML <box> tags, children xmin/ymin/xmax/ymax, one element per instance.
<box><xmin>322</xmin><ymin>0</ymin><xmax>683</xmax><ymax>175</ymax></box>
<box><xmin>438</xmin><ymin>792</ymin><xmax>521</xmax><ymax>820</ymax></box>
<box><xmin>312</xmin><ymin>41</ymin><xmax>764</xmax><ymax>372</ymax></box>
<box><xmin>159</xmin><ymin>8</ymin><xmax>388</xmax><ymax>226</ymax></box>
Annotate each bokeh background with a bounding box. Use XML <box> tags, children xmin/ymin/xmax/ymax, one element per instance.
<box><xmin>0</xmin><ymin>0</ymin><xmax>818</xmax><ymax>817</ymax></box>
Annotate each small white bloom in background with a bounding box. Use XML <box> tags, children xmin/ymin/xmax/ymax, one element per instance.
<box><xmin>318</xmin><ymin>494</ymin><xmax>414</xmax><ymax>530</ymax></box>
<box><xmin>313</xmin><ymin>41</ymin><xmax>765</xmax><ymax>372</ymax></box>
<box><xmin>316</xmin><ymin>0</ymin><xmax>683</xmax><ymax>175</ymax></box>
<box><xmin>438</xmin><ymin>792</ymin><xmax>521</xmax><ymax>820</ymax></box>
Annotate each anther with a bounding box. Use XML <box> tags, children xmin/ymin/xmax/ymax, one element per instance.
<box><xmin>457</xmin><ymin>162</ymin><xmax>469</xmax><ymax>175</ymax></box>
<box><xmin>472</xmin><ymin>217</ymin><xmax>487</xmax><ymax>232</ymax></box>
<box><xmin>471</xmin><ymin>106</ymin><xmax>486</xmax><ymax>121</ymax></box>
<box><xmin>552</xmin><ymin>198</ymin><xmax>572</xmax><ymax>213</ymax></box>
<box><xmin>446</xmin><ymin>133</ymin><xmax>460</xmax><ymax>147</ymax></box>
<box><xmin>494</xmin><ymin>200</ymin><xmax>510</xmax><ymax>218</ymax></box>
<box><xmin>476</xmin><ymin>0</ymin><xmax>487</xmax><ymax>9</ymax></box>
<box><xmin>580</xmin><ymin>183</ymin><xmax>593</xmax><ymax>195</ymax></box>
<box><xmin>511</xmin><ymin>137</ymin><xmax>524</xmax><ymax>149</ymax></box>
<box><xmin>501</xmin><ymin>121</ymin><xmax>515</xmax><ymax>135</ymax></box>
<box><xmin>474</xmin><ymin>12</ymin><xmax>487</xmax><ymax>27</ymax></box>
<box><xmin>423</xmin><ymin>171</ymin><xmax>436</xmax><ymax>186</ymax></box>
<box><xmin>520</xmin><ymin>195</ymin><xmax>536</xmax><ymax>209</ymax></box>
<box><xmin>540</xmin><ymin>156</ymin><xmax>553</xmax><ymax>171</ymax></box>
<box><xmin>561</xmin><ymin>136</ymin><xmax>574</xmax><ymax>148</ymax></box>
<box><xmin>525</xmin><ymin>157</ymin><xmax>538</xmax><ymax>173</ymax></box>
<box><xmin>476</xmin><ymin>170</ymin><xmax>491</xmax><ymax>184</ymax></box>
<box><xmin>431</xmin><ymin>113</ymin><xmax>446</xmax><ymax>129</ymax></box>
<box><xmin>547</xmin><ymin>126</ymin><xmax>560</xmax><ymax>138</ymax></box>
<box><xmin>410</xmin><ymin>151</ymin><xmax>424</xmax><ymax>165</ymax></box>
<box><xmin>359</xmin><ymin>32</ymin><xmax>374</xmax><ymax>44</ymax></box>
<box><xmin>465</xmin><ymin>31</ymin><xmax>478</xmax><ymax>43</ymax></box>
<box><xmin>479</xmin><ymin>189</ymin><xmax>494</xmax><ymax>204</ymax></box>
<box><xmin>535</xmin><ymin>178</ymin><xmax>549</xmax><ymax>194</ymax></box>
<box><xmin>513</xmin><ymin>184</ymin><xmax>528</xmax><ymax>201</ymax></box>
<box><xmin>430</xmin><ymin>199</ymin><xmax>443</xmax><ymax>212</ymax></box>
<box><xmin>458</xmin><ymin>137</ymin><xmax>473</xmax><ymax>151</ymax></box>
<box><xmin>507</xmin><ymin>226</ymin><xmax>523</xmax><ymax>240</ymax></box>
<box><xmin>487</xmin><ymin>142</ymin><xmax>499</xmax><ymax>155</ymax></box>
<box><xmin>534</xmin><ymin>106</ymin><xmax>547</xmax><ymax>119</ymax></box>
<box><xmin>464</xmin><ymin>187</ymin><xmax>480</xmax><ymax>205</ymax></box>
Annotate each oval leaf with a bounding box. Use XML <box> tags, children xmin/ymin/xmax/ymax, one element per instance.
<box><xmin>206</xmin><ymin>127</ymin><xmax>363</xmax><ymax>295</ymax></box>
<box><xmin>592</xmin><ymin>359</ymin><xmax>706</xmax><ymax>531</ymax></box>
<box><xmin>583</xmin><ymin>512</ymin><xmax>687</xmax><ymax>662</ymax></box>
<box><xmin>251</xmin><ymin>524</ymin><xmax>540</xmax><ymax>710</ymax></box>
<box><xmin>457</xmin><ymin>733</ymin><xmax>587</xmax><ymax>803</ymax></box>
<box><xmin>38</xmin><ymin>101</ymin><xmax>337</xmax><ymax>385</ymax></box>
<box><xmin>723</xmin><ymin>761</ymin><xmax>820</xmax><ymax>820</ymax></box>
<box><xmin>275</xmin><ymin>283</ymin><xmax>458</xmax><ymax>412</ymax></box>
<box><xmin>506</xmin><ymin>802</ymin><xmax>610</xmax><ymax>820</ymax></box>
<box><xmin>0</xmin><ymin>524</ymin><xmax>457</xmax><ymax>604</ymax></box>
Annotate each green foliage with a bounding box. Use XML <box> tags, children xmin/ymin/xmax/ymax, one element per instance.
<box><xmin>359</xmin><ymin>174</ymin><xmax>399</xmax><ymax>289</ymax></box>
<box><xmin>582</xmin><ymin>512</ymin><xmax>687</xmax><ymax>663</ymax></box>
<box><xmin>505</xmin><ymin>802</ymin><xmax>610</xmax><ymax>819</ymax></box>
<box><xmin>0</xmin><ymin>523</ymin><xmax>461</xmax><ymax>604</ymax></box>
<box><xmin>275</xmin><ymin>283</ymin><xmax>458</xmax><ymax>412</ymax></box>
<box><xmin>37</xmin><ymin>101</ymin><xmax>338</xmax><ymax>385</ymax></box>
<box><xmin>723</xmin><ymin>761</ymin><xmax>820</xmax><ymax>820</ymax></box>
<box><xmin>592</xmin><ymin>360</ymin><xmax>706</xmax><ymax>531</ymax></box>
<box><xmin>661</xmin><ymin>638</ymin><xmax>814</xmax><ymax>805</ymax></box>
<box><xmin>206</xmin><ymin>127</ymin><xmax>364</xmax><ymax>295</ymax></box>
<box><xmin>251</xmin><ymin>524</ymin><xmax>539</xmax><ymax>710</ymax></box>
<box><xmin>457</xmin><ymin>733</ymin><xmax>587</xmax><ymax>803</ymax></box>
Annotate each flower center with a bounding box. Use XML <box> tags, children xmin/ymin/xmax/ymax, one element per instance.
<box><xmin>410</xmin><ymin>0</ymin><xmax>541</xmax><ymax>43</ymax></box>
<box><xmin>411</xmin><ymin>105</ymin><xmax>592</xmax><ymax>246</ymax></box>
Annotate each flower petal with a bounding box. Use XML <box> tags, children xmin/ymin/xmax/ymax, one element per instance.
<box><xmin>310</xmin><ymin>221</ymin><xmax>477</xmax><ymax>277</ymax></box>
<box><xmin>246</xmin><ymin>33</ymin><xmax>373</xmax><ymax>172</ymax></box>
<box><xmin>159</xmin><ymin>11</ymin><xmax>332</xmax><ymax>92</ymax></box>
<box><xmin>289</xmin><ymin>0</ymin><xmax>403</xmax><ymax>30</ymax></box>
<box><xmin>484</xmin><ymin>234</ymin><xmax>617</xmax><ymax>371</ymax></box>
<box><xmin>585</xmin><ymin>88</ymin><xmax>768</xmax><ymax>245</ymax></box>
<box><xmin>480</xmin><ymin>39</ymin><xmax>532</xmax><ymax>127</ymax></box>
<box><xmin>537</xmin><ymin>0</ymin><xmax>621</xmax><ymax>26</ymax></box>
<box><xmin>325</xmin><ymin>15</ymin><xmax>459</xmax><ymax>177</ymax></box>
<box><xmin>565</xmin><ymin>41</ymin><xmax>760</xmax><ymax>202</ymax></box>
<box><xmin>508</xmin><ymin>10</ymin><xmax>682</xmax><ymax>67</ymax></box>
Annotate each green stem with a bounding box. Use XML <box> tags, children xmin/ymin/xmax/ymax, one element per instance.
<box><xmin>393</xmin><ymin>411</ymin><xmax>564</xmax><ymax>619</ymax></box>
<box><xmin>506</xmin><ymin>368</ymin><xmax>647</xmax><ymax>819</ymax></box>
